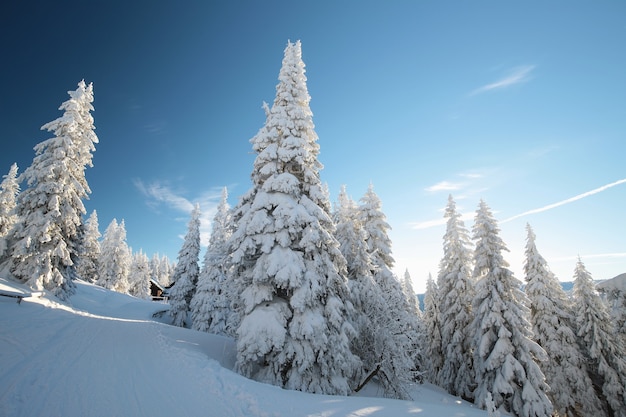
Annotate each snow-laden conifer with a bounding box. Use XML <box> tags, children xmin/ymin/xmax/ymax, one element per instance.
<box><xmin>333</xmin><ymin>185</ymin><xmax>412</xmax><ymax>399</ymax></box>
<box><xmin>4</xmin><ymin>81</ymin><xmax>98</xmax><ymax>300</ymax></box>
<box><xmin>358</xmin><ymin>184</ymin><xmax>394</xmax><ymax>270</ymax></box>
<box><xmin>401</xmin><ymin>269</ymin><xmax>426</xmax><ymax>383</ymax></box>
<box><xmin>332</xmin><ymin>186</ymin><xmax>365</xmax><ymax>277</ymax></box>
<box><xmin>401</xmin><ymin>269</ymin><xmax>420</xmax><ymax>317</ymax></box>
<box><xmin>524</xmin><ymin>225</ymin><xmax>604</xmax><ymax>417</ymax></box>
<box><xmin>149</xmin><ymin>254</ymin><xmax>162</xmax><ymax>286</ymax></box>
<box><xmin>573</xmin><ymin>258</ymin><xmax>626</xmax><ymax>417</ymax></box>
<box><xmin>149</xmin><ymin>254</ymin><xmax>172</xmax><ymax>287</ymax></box>
<box><xmin>598</xmin><ymin>283</ymin><xmax>626</xmax><ymax>348</ymax></box>
<box><xmin>160</xmin><ymin>255</ymin><xmax>174</xmax><ymax>286</ymax></box>
<box><xmin>229</xmin><ymin>41</ymin><xmax>358</xmax><ymax>395</ymax></box>
<box><xmin>148</xmin><ymin>254</ymin><xmax>174</xmax><ymax>287</ymax></box>
<box><xmin>169</xmin><ymin>204</ymin><xmax>202</xmax><ymax>327</ymax></box>
<box><xmin>423</xmin><ymin>273</ymin><xmax>443</xmax><ymax>383</ymax></box>
<box><xmin>76</xmin><ymin>210</ymin><xmax>101</xmax><ymax>283</ymax></box>
<box><xmin>191</xmin><ymin>188</ymin><xmax>233</xmax><ymax>335</ymax></box>
<box><xmin>128</xmin><ymin>250</ymin><xmax>151</xmax><ymax>299</ymax></box>
<box><xmin>0</xmin><ymin>163</ymin><xmax>19</xmax><ymax>240</ymax></box>
<box><xmin>437</xmin><ymin>195</ymin><xmax>475</xmax><ymax>399</ymax></box>
<box><xmin>357</xmin><ymin>184</ymin><xmax>416</xmax><ymax>395</ymax></box>
<box><xmin>223</xmin><ymin>105</ymin><xmax>272</xmax><ymax>335</ymax></box>
<box><xmin>97</xmin><ymin>219</ymin><xmax>131</xmax><ymax>293</ymax></box>
<box><xmin>333</xmin><ymin>186</ymin><xmax>377</xmax><ymax>381</ymax></box>
<box><xmin>471</xmin><ymin>200</ymin><xmax>552</xmax><ymax>417</ymax></box>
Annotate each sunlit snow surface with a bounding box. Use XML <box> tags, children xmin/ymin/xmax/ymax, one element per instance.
<box><xmin>596</xmin><ymin>272</ymin><xmax>626</xmax><ymax>292</ymax></box>
<box><xmin>0</xmin><ymin>278</ymin><xmax>488</xmax><ymax>417</ymax></box>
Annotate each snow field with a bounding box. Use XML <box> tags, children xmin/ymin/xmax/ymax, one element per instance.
<box><xmin>0</xmin><ymin>278</ymin><xmax>489</xmax><ymax>417</ymax></box>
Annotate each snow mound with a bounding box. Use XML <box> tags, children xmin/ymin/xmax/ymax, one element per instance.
<box><xmin>596</xmin><ymin>272</ymin><xmax>626</xmax><ymax>292</ymax></box>
<box><xmin>0</xmin><ymin>278</ymin><xmax>487</xmax><ymax>417</ymax></box>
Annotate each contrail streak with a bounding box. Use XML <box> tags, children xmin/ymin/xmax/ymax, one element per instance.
<box><xmin>470</xmin><ymin>65</ymin><xmax>535</xmax><ymax>96</ymax></box>
<box><xmin>502</xmin><ymin>178</ymin><xmax>626</xmax><ymax>223</ymax></box>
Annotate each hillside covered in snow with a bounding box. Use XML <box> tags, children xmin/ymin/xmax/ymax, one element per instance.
<box><xmin>0</xmin><ymin>277</ymin><xmax>489</xmax><ymax>417</ymax></box>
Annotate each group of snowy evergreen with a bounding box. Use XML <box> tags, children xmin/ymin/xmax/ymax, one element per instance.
<box><xmin>167</xmin><ymin>41</ymin><xmax>421</xmax><ymax>399</ymax></box>
<box><xmin>0</xmin><ymin>81</ymin><xmax>175</xmax><ymax>300</ymax></box>
<box><xmin>1</xmin><ymin>41</ymin><xmax>625</xmax><ymax>417</ymax></box>
<box><xmin>427</xmin><ymin>196</ymin><xmax>626</xmax><ymax>417</ymax></box>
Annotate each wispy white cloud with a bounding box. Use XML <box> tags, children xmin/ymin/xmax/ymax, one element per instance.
<box><xmin>470</xmin><ymin>65</ymin><xmax>535</xmax><ymax>96</ymax></box>
<box><xmin>502</xmin><ymin>178</ymin><xmax>626</xmax><ymax>223</ymax></box>
<box><xmin>425</xmin><ymin>181</ymin><xmax>462</xmax><ymax>193</ymax></box>
<box><xmin>133</xmin><ymin>179</ymin><xmax>224</xmax><ymax>246</ymax></box>
<box><xmin>410</xmin><ymin>211</ymin><xmax>474</xmax><ymax>230</ymax></box>
<box><xmin>425</xmin><ymin>168</ymin><xmax>493</xmax><ymax>197</ymax></box>
<box><xmin>416</xmin><ymin>170</ymin><xmax>493</xmax><ymax>228</ymax></box>
<box><xmin>134</xmin><ymin>179</ymin><xmax>194</xmax><ymax>213</ymax></box>
<box><xmin>459</xmin><ymin>172</ymin><xmax>485</xmax><ymax>180</ymax></box>
<box><xmin>144</xmin><ymin>121</ymin><xmax>167</xmax><ymax>135</ymax></box>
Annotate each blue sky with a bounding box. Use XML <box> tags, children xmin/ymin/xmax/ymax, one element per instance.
<box><xmin>1</xmin><ymin>1</ymin><xmax>624</xmax><ymax>292</ymax></box>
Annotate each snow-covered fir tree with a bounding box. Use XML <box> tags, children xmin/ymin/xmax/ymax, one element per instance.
<box><xmin>333</xmin><ymin>185</ymin><xmax>412</xmax><ymax>399</ymax></box>
<box><xmin>44</xmin><ymin>80</ymin><xmax>98</xmax><ymax>281</ymax></box>
<box><xmin>3</xmin><ymin>81</ymin><xmax>98</xmax><ymax>300</ymax></box>
<box><xmin>0</xmin><ymin>163</ymin><xmax>19</xmax><ymax>241</ymax></box>
<box><xmin>169</xmin><ymin>204</ymin><xmax>202</xmax><ymax>327</ymax></box>
<box><xmin>223</xmin><ymin>102</ymin><xmax>273</xmax><ymax>335</ymax></box>
<box><xmin>436</xmin><ymin>195</ymin><xmax>475</xmax><ymax>399</ymax></box>
<box><xmin>400</xmin><ymin>269</ymin><xmax>425</xmax><ymax>383</ymax></box>
<box><xmin>150</xmin><ymin>254</ymin><xmax>162</xmax><ymax>286</ymax></box>
<box><xmin>160</xmin><ymin>255</ymin><xmax>174</xmax><ymax>286</ymax></box>
<box><xmin>401</xmin><ymin>269</ymin><xmax>419</xmax><ymax>315</ymax></box>
<box><xmin>573</xmin><ymin>258</ymin><xmax>626</xmax><ymax>417</ymax></box>
<box><xmin>97</xmin><ymin>219</ymin><xmax>131</xmax><ymax>293</ymax></box>
<box><xmin>191</xmin><ymin>188</ymin><xmax>234</xmax><ymax>335</ymax></box>
<box><xmin>76</xmin><ymin>210</ymin><xmax>101</xmax><ymax>283</ymax></box>
<box><xmin>128</xmin><ymin>250</ymin><xmax>151</xmax><ymax>299</ymax></box>
<box><xmin>422</xmin><ymin>273</ymin><xmax>443</xmax><ymax>383</ymax></box>
<box><xmin>597</xmin><ymin>277</ymin><xmax>626</xmax><ymax>351</ymax></box>
<box><xmin>611</xmin><ymin>292</ymin><xmax>626</xmax><ymax>347</ymax></box>
<box><xmin>358</xmin><ymin>184</ymin><xmax>416</xmax><ymax>391</ymax></box>
<box><xmin>147</xmin><ymin>254</ymin><xmax>173</xmax><ymax>287</ymax></box>
<box><xmin>471</xmin><ymin>200</ymin><xmax>552</xmax><ymax>417</ymax></box>
<box><xmin>524</xmin><ymin>224</ymin><xmax>604</xmax><ymax>417</ymax></box>
<box><xmin>332</xmin><ymin>186</ymin><xmax>374</xmax><ymax>383</ymax></box>
<box><xmin>229</xmin><ymin>40</ymin><xmax>359</xmax><ymax>395</ymax></box>
<box><xmin>358</xmin><ymin>184</ymin><xmax>394</xmax><ymax>269</ymax></box>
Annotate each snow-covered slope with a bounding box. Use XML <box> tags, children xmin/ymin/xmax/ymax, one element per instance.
<box><xmin>0</xmin><ymin>278</ymin><xmax>488</xmax><ymax>417</ymax></box>
<box><xmin>596</xmin><ymin>272</ymin><xmax>626</xmax><ymax>292</ymax></box>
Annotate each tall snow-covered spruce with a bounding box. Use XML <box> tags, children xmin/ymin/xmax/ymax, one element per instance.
<box><xmin>573</xmin><ymin>258</ymin><xmax>626</xmax><ymax>417</ymax></box>
<box><xmin>357</xmin><ymin>184</ymin><xmax>416</xmax><ymax>397</ymax></box>
<box><xmin>422</xmin><ymin>273</ymin><xmax>442</xmax><ymax>383</ymax></box>
<box><xmin>76</xmin><ymin>210</ymin><xmax>101</xmax><ymax>283</ymax></box>
<box><xmin>97</xmin><ymin>219</ymin><xmax>131</xmax><ymax>293</ymax></box>
<box><xmin>332</xmin><ymin>185</ymin><xmax>412</xmax><ymax>399</ymax></box>
<box><xmin>524</xmin><ymin>225</ymin><xmax>604</xmax><ymax>417</ymax></box>
<box><xmin>437</xmin><ymin>195</ymin><xmax>475</xmax><ymax>400</ymax></box>
<box><xmin>169</xmin><ymin>204</ymin><xmax>202</xmax><ymax>327</ymax></box>
<box><xmin>0</xmin><ymin>163</ymin><xmax>20</xmax><ymax>242</ymax></box>
<box><xmin>128</xmin><ymin>250</ymin><xmax>151</xmax><ymax>299</ymax></box>
<box><xmin>2</xmin><ymin>81</ymin><xmax>98</xmax><ymax>300</ymax></box>
<box><xmin>229</xmin><ymin>41</ymin><xmax>359</xmax><ymax>395</ymax></box>
<box><xmin>471</xmin><ymin>200</ymin><xmax>552</xmax><ymax>417</ymax></box>
<box><xmin>191</xmin><ymin>188</ymin><xmax>234</xmax><ymax>335</ymax></box>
